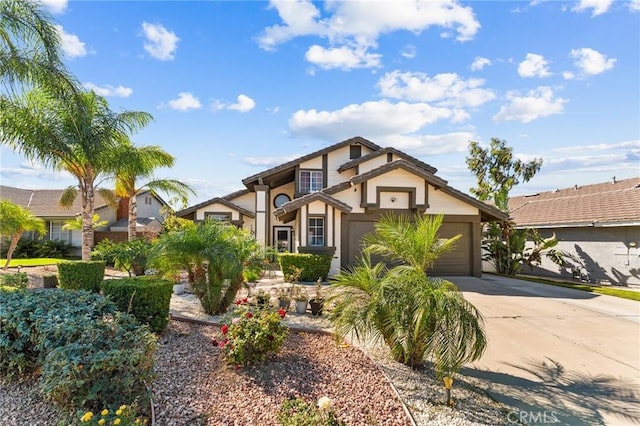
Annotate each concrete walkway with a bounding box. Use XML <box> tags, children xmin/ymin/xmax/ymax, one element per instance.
<box><xmin>448</xmin><ymin>274</ymin><xmax>640</xmax><ymax>426</ymax></box>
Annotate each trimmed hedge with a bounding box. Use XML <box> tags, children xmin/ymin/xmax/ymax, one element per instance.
<box><xmin>278</xmin><ymin>253</ymin><xmax>332</xmax><ymax>282</ymax></box>
<box><xmin>0</xmin><ymin>288</ymin><xmax>156</xmax><ymax>411</ymax></box>
<box><xmin>102</xmin><ymin>276</ymin><xmax>174</xmax><ymax>332</ymax></box>
<box><xmin>57</xmin><ymin>260</ymin><xmax>105</xmax><ymax>292</ymax></box>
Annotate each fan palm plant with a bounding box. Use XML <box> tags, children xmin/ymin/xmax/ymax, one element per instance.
<box><xmin>328</xmin><ymin>213</ymin><xmax>487</xmax><ymax>404</ymax></box>
<box><xmin>0</xmin><ymin>89</ymin><xmax>152</xmax><ymax>260</ymax></box>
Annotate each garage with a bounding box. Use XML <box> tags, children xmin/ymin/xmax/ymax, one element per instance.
<box><xmin>341</xmin><ymin>214</ymin><xmax>474</xmax><ymax>275</ymax></box>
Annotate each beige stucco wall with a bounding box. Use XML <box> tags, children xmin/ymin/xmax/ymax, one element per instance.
<box><xmin>300</xmin><ymin>156</ymin><xmax>322</xmax><ymax>169</ymax></box>
<box><xmin>195</xmin><ymin>203</ymin><xmax>241</xmax><ymax>221</ymax></box>
<box><xmin>366</xmin><ymin>169</ymin><xmax>425</xmax><ymax>204</ymax></box>
<box><xmin>427</xmin><ymin>185</ymin><xmax>479</xmax><ymax>215</ymax></box>
<box><xmin>230</xmin><ymin>191</ymin><xmax>255</xmax><ymax>212</ymax></box>
<box><xmin>357</xmin><ymin>155</ymin><xmax>389</xmax><ymax>174</ymax></box>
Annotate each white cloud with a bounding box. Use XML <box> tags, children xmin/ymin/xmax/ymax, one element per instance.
<box><xmin>493</xmin><ymin>86</ymin><xmax>567</xmax><ymax>123</ymax></box>
<box><xmin>55</xmin><ymin>25</ymin><xmax>87</xmax><ymax>58</ymax></box>
<box><xmin>381</xmin><ymin>132</ymin><xmax>475</xmax><ymax>155</ymax></box>
<box><xmin>305</xmin><ymin>45</ymin><xmax>381</xmax><ymax>70</ymax></box>
<box><xmin>0</xmin><ymin>161</ymin><xmax>71</xmax><ymax>181</ymax></box>
<box><xmin>377</xmin><ymin>71</ymin><xmax>495</xmax><ymax>108</ymax></box>
<box><xmin>550</xmin><ymin>140</ymin><xmax>640</xmax><ymax>153</ymax></box>
<box><xmin>289</xmin><ymin>100</ymin><xmax>465</xmax><ymax>141</ymax></box>
<box><xmin>167</xmin><ymin>92</ymin><xmax>202</xmax><ymax>111</ymax></box>
<box><xmin>142</xmin><ymin>22</ymin><xmax>179</xmax><ymax>61</ymax></box>
<box><xmin>213</xmin><ymin>95</ymin><xmax>256</xmax><ymax>113</ymax></box>
<box><xmin>401</xmin><ymin>44</ymin><xmax>416</xmax><ymax>59</ymax></box>
<box><xmin>228</xmin><ymin>95</ymin><xmax>256</xmax><ymax>113</ymax></box>
<box><xmin>471</xmin><ymin>56</ymin><xmax>491</xmax><ymax>71</ymax></box>
<box><xmin>84</xmin><ymin>82</ymin><xmax>133</xmax><ymax>98</ymax></box>
<box><xmin>258</xmin><ymin>0</ymin><xmax>479</xmax><ymax>69</ymax></box>
<box><xmin>562</xmin><ymin>71</ymin><xmax>575</xmax><ymax>80</ymax></box>
<box><xmin>39</xmin><ymin>0</ymin><xmax>68</xmax><ymax>14</ymax></box>
<box><xmin>630</xmin><ymin>0</ymin><xmax>640</xmax><ymax>11</ymax></box>
<box><xmin>572</xmin><ymin>0</ymin><xmax>614</xmax><ymax>16</ymax></box>
<box><xmin>570</xmin><ymin>47</ymin><xmax>616</xmax><ymax>75</ymax></box>
<box><xmin>518</xmin><ymin>53</ymin><xmax>551</xmax><ymax>78</ymax></box>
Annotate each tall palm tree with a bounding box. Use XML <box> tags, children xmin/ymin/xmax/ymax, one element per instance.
<box><xmin>114</xmin><ymin>144</ymin><xmax>195</xmax><ymax>240</ymax></box>
<box><xmin>328</xmin><ymin>213</ymin><xmax>486</xmax><ymax>388</ymax></box>
<box><xmin>1</xmin><ymin>0</ymin><xmax>77</xmax><ymax>95</ymax></box>
<box><xmin>0</xmin><ymin>88</ymin><xmax>153</xmax><ymax>260</ymax></box>
<box><xmin>0</xmin><ymin>200</ymin><xmax>47</xmax><ymax>269</ymax></box>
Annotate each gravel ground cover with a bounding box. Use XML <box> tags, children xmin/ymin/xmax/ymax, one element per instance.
<box><xmin>152</xmin><ymin>321</ymin><xmax>411</xmax><ymax>425</ymax></box>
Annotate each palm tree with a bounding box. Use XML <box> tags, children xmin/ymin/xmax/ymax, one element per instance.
<box><xmin>1</xmin><ymin>0</ymin><xmax>77</xmax><ymax>95</ymax></box>
<box><xmin>0</xmin><ymin>200</ymin><xmax>47</xmax><ymax>269</ymax></box>
<box><xmin>0</xmin><ymin>88</ymin><xmax>153</xmax><ymax>260</ymax></box>
<box><xmin>62</xmin><ymin>213</ymin><xmax>108</xmax><ymax>231</ymax></box>
<box><xmin>114</xmin><ymin>144</ymin><xmax>195</xmax><ymax>240</ymax></box>
<box><xmin>328</xmin><ymin>213</ymin><xmax>487</xmax><ymax>404</ymax></box>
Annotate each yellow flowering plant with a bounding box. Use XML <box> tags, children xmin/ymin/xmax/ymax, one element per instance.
<box><xmin>78</xmin><ymin>403</ymin><xmax>146</xmax><ymax>426</ymax></box>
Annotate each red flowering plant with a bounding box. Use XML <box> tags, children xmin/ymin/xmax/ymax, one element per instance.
<box><xmin>213</xmin><ymin>298</ymin><xmax>288</xmax><ymax>367</ymax></box>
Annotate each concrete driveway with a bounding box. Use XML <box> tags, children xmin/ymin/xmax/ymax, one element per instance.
<box><xmin>447</xmin><ymin>275</ymin><xmax>640</xmax><ymax>426</ymax></box>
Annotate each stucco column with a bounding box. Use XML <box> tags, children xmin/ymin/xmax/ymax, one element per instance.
<box><xmin>254</xmin><ymin>185</ymin><xmax>269</xmax><ymax>245</ymax></box>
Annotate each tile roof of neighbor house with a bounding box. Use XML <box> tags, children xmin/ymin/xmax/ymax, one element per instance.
<box><xmin>509</xmin><ymin>177</ymin><xmax>640</xmax><ymax>227</ymax></box>
<box><xmin>0</xmin><ymin>185</ymin><xmax>110</xmax><ymax>217</ymax></box>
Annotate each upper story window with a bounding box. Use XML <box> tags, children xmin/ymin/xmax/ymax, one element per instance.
<box><xmin>299</xmin><ymin>170</ymin><xmax>323</xmax><ymax>194</ymax></box>
<box><xmin>350</xmin><ymin>144</ymin><xmax>362</xmax><ymax>159</ymax></box>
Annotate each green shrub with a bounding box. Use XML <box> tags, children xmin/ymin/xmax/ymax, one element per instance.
<box><xmin>0</xmin><ymin>288</ymin><xmax>156</xmax><ymax>411</ymax></box>
<box><xmin>57</xmin><ymin>261</ymin><xmax>105</xmax><ymax>292</ymax></box>
<box><xmin>277</xmin><ymin>396</ymin><xmax>345</xmax><ymax>426</ymax></box>
<box><xmin>102</xmin><ymin>276</ymin><xmax>174</xmax><ymax>332</ymax></box>
<box><xmin>40</xmin><ymin>312</ymin><xmax>156</xmax><ymax>411</ymax></box>
<box><xmin>278</xmin><ymin>253</ymin><xmax>332</xmax><ymax>282</ymax></box>
<box><xmin>0</xmin><ymin>272</ymin><xmax>28</xmax><ymax>288</ymax></box>
<box><xmin>0</xmin><ymin>239</ymin><xmax>73</xmax><ymax>259</ymax></box>
<box><xmin>0</xmin><ymin>289</ymin><xmax>116</xmax><ymax>376</ymax></box>
<box><xmin>217</xmin><ymin>302</ymin><xmax>288</xmax><ymax>367</ymax></box>
<box><xmin>91</xmin><ymin>239</ymin><xmax>117</xmax><ymax>266</ymax></box>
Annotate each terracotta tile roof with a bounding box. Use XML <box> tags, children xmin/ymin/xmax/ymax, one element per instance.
<box><xmin>0</xmin><ymin>185</ymin><xmax>109</xmax><ymax>217</ymax></box>
<box><xmin>509</xmin><ymin>177</ymin><xmax>640</xmax><ymax>227</ymax></box>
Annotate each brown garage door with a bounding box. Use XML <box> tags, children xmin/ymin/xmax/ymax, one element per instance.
<box><xmin>431</xmin><ymin>222</ymin><xmax>471</xmax><ymax>275</ymax></box>
<box><xmin>342</xmin><ymin>214</ymin><xmax>472</xmax><ymax>275</ymax></box>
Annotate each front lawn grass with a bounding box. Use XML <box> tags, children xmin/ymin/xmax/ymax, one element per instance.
<box><xmin>514</xmin><ymin>275</ymin><xmax>640</xmax><ymax>302</ymax></box>
<box><xmin>1</xmin><ymin>258</ymin><xmax>65</xmax><ymax>268</ymax></box>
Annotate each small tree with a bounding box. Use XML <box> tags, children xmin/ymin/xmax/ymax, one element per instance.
<box><xmin>329</xmin><ymin>213</ymin><xmax>486</xmax><ymax>405</ymax></box>
<box><xmin>0</xmin><ymin>200</ymin><xmax>47</xmax><ymax>269</ymax></box>
<box><xmin>150</xmin><ymin>219</ymin><xmax>261</xmax><ymax>314</ymax></box>
<box><xmin>466</xmin><ymin>138</ymin><xmax>563</xmax><ymax>275</ymax></box>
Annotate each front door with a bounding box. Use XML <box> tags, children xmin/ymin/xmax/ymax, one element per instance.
<box><xmin>273</xmin><ymin>226</ymin><xmax>292</xmax><ymax>252</ymax></box>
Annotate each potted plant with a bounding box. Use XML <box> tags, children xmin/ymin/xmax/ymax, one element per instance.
<box><xmin>276</xmin><ymin>285</ymin><xmax>292</xmax><ymax>310</ymax></box>
<box><xmin>255</xmin><ymin>289</ymin><xmax>271</xmax><ymax>309</ymax></box>
<box><xmin>309</xmin><ymin>277</ymin><xmax>324</xmax><ymax>316</ymax></box>
<box><xmin>172</xmin><ymin>272</ymin><xmax>184</xmax><ymax>295</ymax></box>
<box><xmin>292</xmin><ymin>285</ymin><xmax>308</xmax><ymax>314</ymax></box>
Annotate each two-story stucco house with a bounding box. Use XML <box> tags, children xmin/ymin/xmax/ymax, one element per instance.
<box><xmin>177</xmin><ymin>137</ymin><xmax>506</xmax><ymax>277</ymax></box>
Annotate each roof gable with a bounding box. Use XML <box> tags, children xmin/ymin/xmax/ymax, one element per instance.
<box><xmin>509</xmin><ymin>177</ymin><xmax>640</xmax><ymax>227</ymax></box>
<box><xmin>241</xmin><ymin>136</ymin><xmax>382</xmax><ymax>190</ymax></box>
<box><xmin>176</xmin><ymin>195</ymin><xmax>255</xmax><ymax>218</ymax></box>
<box><xmin>324</xmin><ymin>160</ymin><xmax>506</xmax><ymax>221</ymax></box>
<box><xmin>273</xmin><ymin>191</ymin><xmax>352</xmax><ymax>222</ymax></box>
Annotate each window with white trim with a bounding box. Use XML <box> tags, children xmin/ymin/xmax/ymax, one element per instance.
<box><xmin>50</xmin><ymin>220</ymin><xmax>71</xmax><ymax>243</ymax></box>
<box><xmin>308</xmin><ymin>217</ymin><xmax>325</xmax><ymax>246</ymax></box>
<box><xmin>299</xmin><ymin>170</ymin><xmax>323</xmax><ymax>194</ymax></box>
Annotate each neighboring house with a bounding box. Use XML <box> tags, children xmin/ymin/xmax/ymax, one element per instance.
<box><xmin>509</xmin><ymin>177</ymin><xmax>640</xmax><ymax>286</ymax></box>
<box><xmin>0</xmin><ymin>186</ymin><xmax>167</xmax><ymax>251</ymax></box>
<box><xmin>177</xmin><ymin>136</ymin><xmax>506</xmax><ymax>277</ymax></box>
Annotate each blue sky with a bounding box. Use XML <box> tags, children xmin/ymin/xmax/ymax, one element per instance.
<box><xmin>1</xmin><ymin>0</ymin><xmax>639</xmax><ymax>207</ymax></box>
